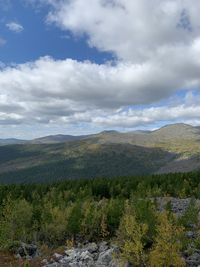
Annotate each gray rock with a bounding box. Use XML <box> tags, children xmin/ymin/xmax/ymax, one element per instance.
<box><xmin>187</xmin><ymin>224</ymin><xmax>198</xmax><ymax>230</ymax></box>
<box><xmin>186</xmin><ymin>252</ymin><xmax>200</xmax><ymax>267</ymax></box>
<box><xmin>156</xmin><ymin>197</ymin><xmax>192</xmax><ymax>216</ymax></box>
<box><xmin>41</xmin><ymin>259</ymin><xmax>49</xmax><ymax>265</ymax></box>
<box><xmin>69</xmin><ymin>263</ymin><xmax>80</xmax><ymax>267</ymax></box>
<box><xmin>84</xmin><ymin>242</ymin><xmax>98</xmax><ymax>253</ymax></box>
<box><xmin>95</xmin><ymin>248</ymin><xmax>114</xmax><ymax>266</ymax></box>
<box><xmin>65</xmin><ymin>249</ymin><xmax>76</xmax><ymax>257</ymax></box>
<box><xmin>99</xmin><ymin>242</ymin><xmax>108</xmax><ymax>253</ymax></box>
<box><xmin>17</xmin><ymin>242</ymin><xmax>38</xmax><ymax>258</ymax></box>
<box><xmin>53</xmin><ymin>253</ymin><xmax>63</xmax><ymax>260</ymax></box>
<box><xmin>186</xmin><ymin>231</ymin><xmax>198</xmax><ymax>239</ymax></box>
<box><xmin>44</xmin><ymin>243</ymin><xmax>118</xmax><ymax>267</ymax></box>
<box><xmin>80</xmin><ymin>251</ymin><xmax>93</xmax><ymax>260</ymax></box>
<box><xmin>46</xmin><ymin>263</ymin><xmax>60</xmax><ymax>267</ymax></box>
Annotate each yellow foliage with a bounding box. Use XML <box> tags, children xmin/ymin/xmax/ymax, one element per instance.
<box><xmin>149</xmin><ymin>211</ymin><xmax>185</xmax><ymax>267</ymax></box>
<box><xmin>100</xmin><ymin>214</ymin><xmax>109</xmax><ymax>238</ymax></box>
<box><xmin>66</xmin><ymin>238</ymin><xmax>75</xmax><ymax>249</ymax></box>
<box><xmin>117</xmin><ymin>203</ymin><xmax>148</xmax><ymax>266</ymax></box>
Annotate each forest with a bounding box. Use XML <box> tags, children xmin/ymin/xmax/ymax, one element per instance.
<box><xmin>0</xmin><ymin>171</ymin><xmax>200</xmax><ymax>266</ymax></box>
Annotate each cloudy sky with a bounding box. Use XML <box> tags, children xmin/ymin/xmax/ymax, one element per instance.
<box><xmin>0</xmin><ymin>0</ymin><xmax>200</xmax><ymax>139</ymax></box>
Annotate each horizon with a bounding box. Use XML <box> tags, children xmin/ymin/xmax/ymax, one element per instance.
<box><xmin>0</xmin><ymin>122</ymin><xmax>198</xmax><ymax>140</ymax></box>
<box><xmin>0</xmin><ymin>1</ymin><xmax>200</xmax><ymax>139</ymax></box>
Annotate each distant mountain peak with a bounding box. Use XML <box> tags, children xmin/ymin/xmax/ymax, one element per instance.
<box><xmin>0</xmin><ymin>123</ymin><xmax>199</xmax><ymax>146</ymax></box>
<box><xmin>100</xmin><ymin>130</ymin><xmax>119</xmax><ymax>134</ymax></box>
<box><xmin>156</xmin><ymin>123</ymin><xmax>192</xmax><ymax>130</ymax></box>
<box><xmin>152</xmin><ymin>123</ymin><xmax>199</xmax><ymax>140</ymax></box>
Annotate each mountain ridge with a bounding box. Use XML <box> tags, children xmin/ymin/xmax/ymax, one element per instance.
<box><xmin>0</xmin><ymin>123</ymin><xmax>199</xmax><ymax>183</ymax></box>
<box><xmin>0</xmin><ymin>123</ymin><xmax>199</xmax><ymax>145</ymax></box>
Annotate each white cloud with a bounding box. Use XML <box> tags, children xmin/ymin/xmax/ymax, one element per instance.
<box><xmin>1</xmin><ymin>0</ymin><xmax>200</xmax><ymax>136</ymax></box>
<box><xmin>6</xmin><ymin>22</ymin><xmax>24</xmax><ymax>33</ymax></box>
<box><xmin>0</xmin><ymin>56</ymin><xmax>200</xmax><ymax>130</ymax></box>
<box><xmin>92</xmin><ymin>100</ymin><xmax>200</xmax><ymax>128</ymax></box>
<box><xmin>45</xmin><ymin>0</ymin><xmax>200</xmax><ymax>61</ymax></box>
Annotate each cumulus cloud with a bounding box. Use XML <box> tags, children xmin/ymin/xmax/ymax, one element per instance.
<box><xmin>1</xmin><ymin>0</ymin><xmax>200</xmax><ymax>136</ymax></box>
<box><xmin>92</xmin><ymin>99</ymin><xmax>200</xmax><ymax>128</ymax></box>
<box><xmin>0</xmin><ymin>56</ymin><xmax>184</xmax><ymax>108</ymax></box>
<box><xmin>0</xmin><ymin>56</ymin><xmax>200</xmax><ymax>130</ymax></box>
<box><xmin>45</xmin><ymin>0</ymin><xmax>200</xmax><ymax>61</ymax></box>
<box><xmin>6</xmin><ymin>21</ymin><xmax>24</xmax><ymax>33</ymax></box>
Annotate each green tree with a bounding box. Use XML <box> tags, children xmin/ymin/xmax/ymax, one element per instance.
<box><xmin>0</xmin><ymin>198</ymin><xmax>33</xmax><ymax>248</ymax></box>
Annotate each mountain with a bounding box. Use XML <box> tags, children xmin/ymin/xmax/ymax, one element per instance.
<box><xmin>0</xmin><ymin>138</ymin><xmax>26</xmax><ymax>145</ymax></box>
<box><xmin>31</xmin><ymin>134</ymin><xmax>87</xmax><ymax>144</ymax></box>
<box><xmin>151</xmin><ymin>123</ymin><xmax>200</xmax><ymax>139</ymax></box>
<box><xmin>0</xmin><ymin>123</ymin><xmax>199</xmax><ymax>183</ymax></box>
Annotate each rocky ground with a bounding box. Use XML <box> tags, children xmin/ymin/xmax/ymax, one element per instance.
<box><xmin>40</xmin><ymin>241</ymin><xmax>200</xmax><ymax>267</ymax></box>
<box><xmin>42</xmin><ymin>242</ymin><xmax>119</xmax><ymax>267</ymax></box>
<box><xmin>155</xmin><ymin>197</ymin><xmax>200</xmax><ymax>216</ymax></box>
<box><xmin>14</xmin><ymin>198</ymin><xmax>200</xmax><ymax>267</ymax></box>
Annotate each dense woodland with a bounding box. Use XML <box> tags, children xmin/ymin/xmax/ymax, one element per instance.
<box><xmin>0</xmin><ymin>142</ymin><xmax>175</xmax><ymax>184</ymax></box>
<box><xmin>0</xmin><ymin>171</ymin><xmax>200</xmax><ymax>266</ymax></box>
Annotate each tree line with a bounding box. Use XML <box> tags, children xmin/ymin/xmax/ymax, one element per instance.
<box><xmin>0</xmin><ymin>170</ymin><xmax>200</xmax><ymax>266</ymax></box>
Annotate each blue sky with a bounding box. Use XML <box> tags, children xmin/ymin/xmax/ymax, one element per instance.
<box><xmin>0</xmin><ymin>1</ymin><xmax>113</xmax><ymax>64</ymax></box>
<box><xmin>0</xmin><ymin>0</ymin><xmax>200</xmax><ymax>139</ymax></box>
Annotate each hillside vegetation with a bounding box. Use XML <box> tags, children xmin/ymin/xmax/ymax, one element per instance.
<box><xmin>0</xmin><ymin>123</ymin><xmax>199</xmax><ymax>183</ymax></box>
<box><xmin>0</xmin><ymin>171</ymin><xmax>200</xmax><ymax>266</ymax></box>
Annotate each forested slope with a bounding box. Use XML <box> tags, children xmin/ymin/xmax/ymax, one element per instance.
<box><xmin>0</xmin><ymin>171</ymin><xmax>200</xmax><ymax>266</ymax></box>
<box><xmin>0</xmin><ymin>123</ymin><xmax>199</xmax><ymax>184</ymax></box>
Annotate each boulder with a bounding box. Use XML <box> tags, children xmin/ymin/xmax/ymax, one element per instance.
<box><xmin>186</xmin><ymin>231</ymin><xmax>198</xmax><ymax>239</ymax></box>
<box><xmin>44</xmin><ymin>243</ymin><xmax>118</xmax><ymax>267</ymax></box>
<box><xmin>17</xmin><ymin>242</ymin><xmax>38</xmax><ymax>258</ymax></box>
<box><xmin>185</xmin><ymin>252</ymin><xmax>200</xmax><ymax>267</ymax></box>
<box><xmin>95</xmin><ymin>248</ymin><xmax>115</xmax><ymax>267</ymax></box>
<box><xmin>99</xmin><ymin>241</ymin><xmax>108</xmax><ymax>253</ymax></box>
<box><xmin>84</xmin><ymin>242</ymin><xmax>98</xmax><ymax>253</ymax></box>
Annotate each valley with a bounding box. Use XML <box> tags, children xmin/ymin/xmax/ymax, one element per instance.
<box><xmin>0</xmin><ymin>123</ymin><xmax>199</xmax><ymax>184</ymax></box>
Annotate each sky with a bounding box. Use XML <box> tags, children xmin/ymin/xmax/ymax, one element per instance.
<box><xmin>0</xmin><ymin>0</ymin><xmax>200</xmax><ymax>139</ymax></box>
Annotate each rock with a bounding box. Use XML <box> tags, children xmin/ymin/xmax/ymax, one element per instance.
<box><xmin>49</xmin><ymin>258</ymin><xmax>55</xmax><ymax>263</ymax></box>
<box><xmin>185</xmin><ymin>252</ymin><xmax>200</xmax><ymax>267</ymax></box>
<box><xmin>69</xmin><ymin>263</ymin><xmax>79</xmax><ymax>267</ymax></box>
<box><xmin>187</xmin><ymin>224</ymin><xmax>198</xmax><ymax>230</ymax></box>
<box><xmin>156</xmin><ymin>197</ymin><xmax>192</xmax><ymax>216</ymax></box>
<box><xmin>15</xmin><ymin>253</ymin><xmax>21</xmax><ymax>259</ymax></box>
<box><xmin>41</xmin><ymin>259</ymin><xmax>49</xmax><ymax>265</ymax></box>
<box><xmin>44</xmin><ymin>243</ymin><xmax>118</xmax><ymax>267</ymax></box>
<box><xmin>84</xmin><ymin>242</ymin><xmax>98</xmax><ymax>253</ymax></box>
<box><xmin>99</xmin><ymin>241</ymin><xmax>108</xmax><ymax>253</ymax></box>
<box><xmin>65</xmin><ymin>249</ymin><xmax>75</xmax><ymax>256</ymax></box>
<box><xmin>17</xmin><ymin>242</ymin><xmax>38</xmax><ymax>258</ymax></box>
<box><xmin>186</xmin><ymin>231</ymin><xmax>198</xmax><ymax>239</ymax></box>
<box><xmin>95</xmin><ymin>248</ymin><xmax>115</xmax><ymax>266</ymax></box>
<box><xmin>80</xmin><ymin>251</ymin><xmax>93</xmax><ymax>260</ymax></box>
<box><xmin>46</xmin><ymin>263</ymin><xmax>59</xmax><ymax>267</ymax></box>
<box><xmin>53</xmin><ymin>253</ymin><xmax>63</xmax><ymax>260</ymax></box>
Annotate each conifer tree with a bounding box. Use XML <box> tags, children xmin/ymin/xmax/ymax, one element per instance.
<box><xmin>149</xmin><ymin>211</ymin><xmax>185</xmax><ymax>267</ymax></box>
<box><xmin>117</xmin><ymin>202</ymin><xmax>148</xmax><ymax>266</ymax></box>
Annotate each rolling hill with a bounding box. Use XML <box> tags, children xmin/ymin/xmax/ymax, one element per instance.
<box><xmin>0</xmin><ymin>123</ymin><xmax>199</xmax><ymax>183</ymax></box>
